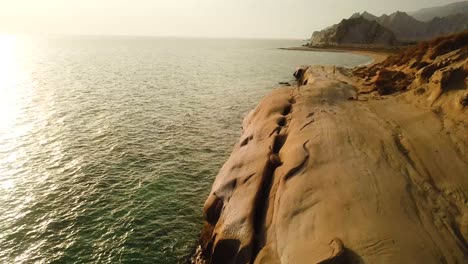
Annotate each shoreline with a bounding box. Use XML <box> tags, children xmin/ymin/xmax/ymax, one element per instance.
<box><xmin>280</xmin><ymin>46</ymin><xmax>394</xmax><ymax>65</ymax></box>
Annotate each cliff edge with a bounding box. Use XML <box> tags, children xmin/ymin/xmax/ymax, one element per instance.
<box><xmin>191</xmin><ymin>33</ymin><xmax>468</xmax><ymax>264</ymax></box>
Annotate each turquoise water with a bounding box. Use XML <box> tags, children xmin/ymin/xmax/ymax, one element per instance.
<box><xmin>0</xmin><ymin>36</ymin><xmax>370</xmax><ymax>263</ymax></box>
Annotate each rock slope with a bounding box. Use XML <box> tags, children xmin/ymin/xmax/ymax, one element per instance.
<box><xmin>191</xmin><ymin>33</ymin><xmax>468</xmax><ymax>263</ymax></box>
<box><xmin>353</xmin><ymin>31</ymin><xmax>468</xmax><ymax>117</ymax></box>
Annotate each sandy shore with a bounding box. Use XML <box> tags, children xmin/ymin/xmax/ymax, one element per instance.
<box><xmin>281</xmin><ymin>46</ymin><xmax>393</xmax><ymax>64</ymax></box>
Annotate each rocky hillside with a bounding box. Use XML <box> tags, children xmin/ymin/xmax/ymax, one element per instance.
<box><xmin>310</xmin><ymin>2</ymin><xmax>468</xmax><ymax>46</ymax></box>
<box><xmin>409</xmin><ymin>0</ymin><xmax>468</xmax><ymax>22</ymax></box>
<box><xmin>376</xmin><ymin>11</ymin><xmax>428</xmax><ymax>41</ymax></box>
<box><xmin>354</xmin><ymin>30</ymin><xmax>468</xmax><ymax>118</ymax></box>
<box><xmin>358</xmin><ymin>10</ymin><xmax>468</xmax><ymax>42</ymax></box>
<box><xmin>310</xmin><ymin>17</ymin><xmax>400</xmax><ymax>47</ymax></box>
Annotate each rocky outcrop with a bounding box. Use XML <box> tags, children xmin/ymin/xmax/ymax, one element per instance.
<box><xmin>310</xmin><ymin>17</ymin><xmax>400</xmax><ymax>47</ymax></box>
<box><xmin>191</xmin><ymin>33</ymin><xmax>468</xmax><ymax>263</ymax></box>
<box><xmin>353</xmin><ymin>31</ymin><xmax>468</xmax><ymax>116</ymax></box>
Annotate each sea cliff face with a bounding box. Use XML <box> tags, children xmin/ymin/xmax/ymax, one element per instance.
<box><xmin>191</xmin><ymin>33</ymin><xmax>468</xmax><ymax>264</ymax></box>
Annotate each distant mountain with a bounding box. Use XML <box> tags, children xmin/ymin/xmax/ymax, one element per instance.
<box><xmin>350</xmin><ymin>11</ymin><xmax>378</xmax><ymax>21</ymax></box>
<box><xmin>369</xmin><ymin>10</ymin><xmax>467</xmax><ymax>42</ymax></box>
<box><xmin>409</xmin><ymin>1</ymin><xmax>468</xmax><ymax>22</ymax></box>
<box><xmin>310</xmin><ymin>17</ymin><xmax>400</xmax><ymax>47</ymax></box>
<box><xmin>426</xmin><ymin>13</ymin><xmax>468</xmax><ymax>36</ymax></box>
<box><xmin>377</xmin><ymin>11</ymin><xmax>427</xmax><ymax>41</ymax></box>
<box><xmin>309</xmin><ymin>2</ymin><xmax>468</xmax><ymax>47</ymax></box>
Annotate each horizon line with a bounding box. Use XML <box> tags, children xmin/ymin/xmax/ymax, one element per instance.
<box><xmin>0</xmin><ymin>31</ymin><xmax>309</xmax><ymax>41</ymax></box>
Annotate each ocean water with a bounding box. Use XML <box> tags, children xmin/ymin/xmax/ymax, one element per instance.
<box><xmin>0</xmin><ymin>35</ymin><xmax>370</xmax><ymax>263</ymax></box>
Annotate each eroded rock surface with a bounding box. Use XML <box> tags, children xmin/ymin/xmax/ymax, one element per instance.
<box><xmin>191</xmin><ymin>64</ymin><xmax>468</xmax><ymax>263</ymax></box>
<box><xmin>354</xmin><ymin>32</ymin><xmax>468</xmax><ymax>119</ymax></box>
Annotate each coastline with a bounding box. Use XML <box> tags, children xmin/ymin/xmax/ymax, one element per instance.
<box><xmin>280</xmin><ymin>46</ymin><xmax>394</xmax><ymax>65</ymax></box>
<box><xmin>191</xmin><ymin>36</ymin><xmax>468</xmax><ymax>263</ymax></box>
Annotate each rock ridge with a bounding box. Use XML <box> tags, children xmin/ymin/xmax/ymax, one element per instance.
<box><xmin>190</xmin><ymin>33</ymin><xmax>467</xmax><ymax>264</ymax></box>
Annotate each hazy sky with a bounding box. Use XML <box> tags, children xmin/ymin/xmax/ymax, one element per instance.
<box><xmin>0</xmin><ymin>0</ymin><xmax>463</xmax><ymax>38</ymax></box>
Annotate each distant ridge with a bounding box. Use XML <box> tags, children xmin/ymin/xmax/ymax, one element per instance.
<box><xmin>377</xmin><ymin>11</ymin><xmax>427</xmax><ymax>41</ymax></box>
<box><xmin>309</xmin><ymin>1</ymin><xmax>468</xmax><ymax>47</ymax></box>
<box><xmin>350</xmin><ymin>11</ymin><xmax>378</xmax><ymax>21</ymax></box>
<box><xmin>409</xmin><ymin>1</ymin><xmax>468</xmax><ymax>22</ymax></box>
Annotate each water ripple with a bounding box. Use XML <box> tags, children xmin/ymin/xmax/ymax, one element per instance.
<box><xmin>0</xmin><ymin>36</ymin><xmax>370</xmax><ymax>263</ymax></box>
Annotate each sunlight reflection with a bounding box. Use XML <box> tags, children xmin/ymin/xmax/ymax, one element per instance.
<box><xmin>0</xmin><ymin>35</ymin><xmax>29</xmax><ymax>196</ymax></box>
<box><xmin>0</xmin><ymin>34</ymin><xmax>23</xmax><ymax>131</ymax></box>
<box><xmin>1</xmin><ymin>179</ymin><xmax>15</xmax><ymax>190</ymax></box>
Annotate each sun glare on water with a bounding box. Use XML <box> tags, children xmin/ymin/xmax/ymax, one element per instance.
<box><xmin>0</xmin><ymin>34</ymin><xmax>24</xmax><ymax>132</ymax></box>
<box><xmin>0</xmin><ymin>34</ymin><xmax>30</xmax><ymax>192</ymax></box>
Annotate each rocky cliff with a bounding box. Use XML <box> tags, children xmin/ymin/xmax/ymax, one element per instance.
<box><xmin>310</xmin><ymin>2</ymin><xmax>468</xmax><ymax>46</ymax></box>
<box><xmin>310</xmin><ymin>17</ymin><xmax>399</xmax><ymax>47</ymax></box>
<box><xmin>191</xmin><ymin>32</ymin><xmax>468</xmax><ymax>264</ymax></box>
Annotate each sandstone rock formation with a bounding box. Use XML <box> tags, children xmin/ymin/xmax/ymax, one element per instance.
<box><xmin>191</xmin><ymin>32</ymin><xmax>468</xmax><ymax>263</ymax></box>
<box><xmin>354</xmin><ymin>31</ymin><xmax>468</xmax><ymax>117</ymax></box>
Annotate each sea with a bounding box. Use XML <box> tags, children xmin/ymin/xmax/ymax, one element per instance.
<box><xmin>0</xmin><ymin>35</ymin><xmax>371</xmax><ymax>263</ymax></box>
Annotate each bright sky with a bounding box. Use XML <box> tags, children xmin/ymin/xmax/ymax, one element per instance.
<box><xmin>0</xmin><ymin>0</ymin><xmax>462</xmax><ymax>38</ymax></box>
